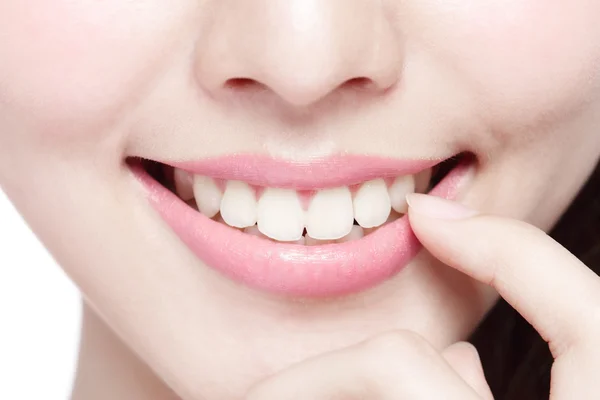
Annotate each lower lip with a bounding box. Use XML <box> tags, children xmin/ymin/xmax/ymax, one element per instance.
<box><xmin>132</xmin><ymin>160</ymin><xmax>472</xmax><ymax>297</ymax></box>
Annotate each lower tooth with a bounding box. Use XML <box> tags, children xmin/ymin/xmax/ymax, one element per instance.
<box><xmin>337</xmin><ymin>225</ymin><xmax>364</xmax><ymax>243</ymax></box>
<box><xmin>305</xmin><ymin>225</ymin><xmax>365</xmax><ymax>245</ymax></box>
<box><xmin>305</xmin><ymin>235</ymin><xmax>337</xmax><ymax>246</ymax></box>
<box><xmin>244</xmin><ymin>225</ymin><xmax>264</xmax><ymax>238</ymax></box>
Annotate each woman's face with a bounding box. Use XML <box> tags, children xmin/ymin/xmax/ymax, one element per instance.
<box><xmin>2</xmin><ymin>1</ymin><xmax>600</xmax><ymax>399</ymax></box>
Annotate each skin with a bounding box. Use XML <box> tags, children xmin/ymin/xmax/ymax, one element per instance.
<box><xmin>248</xmin><ymin>195</ymin><xmax>600</xmax><ymax>398</ymax></box>
<box><xmin>0</xmin><ymin>1</ymin><xmax>599</xmax><ymax>399</ymax></box>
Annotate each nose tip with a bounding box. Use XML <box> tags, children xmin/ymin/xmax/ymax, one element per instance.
<box><xmin>196</xmin><ymin>0</ymin><xmax>402</xmax><ymax>107</ymax></box>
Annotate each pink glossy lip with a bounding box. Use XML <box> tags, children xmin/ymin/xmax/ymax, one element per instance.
<box><xmin>132</xmin><ymin>155</ymin><xmax>472</xmax><ymax>297</ymax></box>
<box><xmin>169</xmin><ymin>155</ymin><xmax>443</xmax><ymax>190</ymax></box>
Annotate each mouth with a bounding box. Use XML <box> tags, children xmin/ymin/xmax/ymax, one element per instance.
<box><xmin>129</xmin><ymin>153</ymin><xmax>474</xmax><ymax>297</ymax></box>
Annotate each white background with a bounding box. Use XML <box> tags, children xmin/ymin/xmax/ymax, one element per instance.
<box><xmin>0</xmin><ymin>188</ymin><xmax>81</xmax><ymax>400</ymax></box>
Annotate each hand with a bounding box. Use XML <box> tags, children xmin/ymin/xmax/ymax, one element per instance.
<box><xmin>406</xmin><ymin>193</ymin><xmax>600</xmax><ymax>399</ymax></box>
<box><xmin>246</xmin><ymin>332</ymin><xmax>493</xmax><ymax>400</ymax></box>
<box><xmin>246</xmin><ymin>193</ymin><xmax>599</xmax><ymax>399</ymax></box>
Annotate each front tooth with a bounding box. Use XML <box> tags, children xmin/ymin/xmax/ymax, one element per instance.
<box><xmin>306</xmin><ymin>187</ymin><xmax>353</xmax><ymax>240</ymax></box>
<box><xmin>353</xmin><ymin>179</ymin><xmax>391</xmax><ymax>228</ymax></box>
<box><xmin>193</xmin><ymin>176</ymin><xmax>222</xmax><ymax>218</ymax></box>
<box><xmin>257</xmin><ymin>188</ymin><xmax>304</xmax><ymax>241</ymax></box>
<box><xmin>174</xmin><ymin>169</ymin><xmax>194</xmax><ymax>201</ymax></box>
<box><xmin>220</xmin><ymin>181</ymin><xmax>257</xmax><ymax>228</ymax></box>
<box><xmin>246</xmin><ymin>224</ymin><xmax>305</xmax><ymax>244</ymax></box>
<box><xmin>337</xmin><ymin>225</ymin><xmax>364</xmax><ymax>243</ymax></box>
<box><xmin>388</xmin><ymin>175</ymin><xmax>415</xmax><ymax>214</ymax></box>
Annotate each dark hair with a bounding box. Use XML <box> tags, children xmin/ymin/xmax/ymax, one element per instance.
<box><xmin>469</xmin><ymin>160</ymin><xmax>600</xmax><ymax>399</ymax></box>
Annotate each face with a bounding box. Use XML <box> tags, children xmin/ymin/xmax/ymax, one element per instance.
<box><xmin>2</xmin><ymin>1</ymin><xmax>600</xmax><ymax>399</ymax></box>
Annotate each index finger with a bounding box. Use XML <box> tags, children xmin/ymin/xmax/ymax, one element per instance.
<box><xmin>407</xmin><ymin>193</ymin><xmax>600</xmax><ymax>357</ymax></box>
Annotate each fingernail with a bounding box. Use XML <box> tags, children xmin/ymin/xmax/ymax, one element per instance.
<box><xmin>406</xmin><ymin>193</ymin><xmax>479</xmax><ymax>220</ymax></box>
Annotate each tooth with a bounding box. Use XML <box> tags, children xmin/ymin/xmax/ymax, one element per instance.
<box><xmin>257</xmin><ymin>188</ymin><xmax>304</xmax><ymax>241</ymax></box>
<box><xmin>363</xmin><ymin>209</ymin><xmax>401</xmax><ymax>235</ymax></box>
<box><xmin>244</xmin><ymin>225</ymin><xmax>266</xmax><ymax>240</ymax></box>
<box><xmin>353</xmin><ymin>179</ymin><xmax>391</xmax><ymax>228</ymax></box>
<box><xmin>388</xmin><ymin>175</ymin><xmax>415</xmax><ymax>214</ymax></box>
<box><xmin>174</xmin><ymin>169</ymin><xmax>194</xmax><ymax>201</ymax></box>
<box><xmin>220</xmin><ymin>181</ymin><xmax>257</xmax><ymax>228</ymax></box>
<box><xmin>306</xmin><ymin>187</ymin><xmax>353</xmax><ymax>240</ymax></box>
<box><xmin>192</xmin><ymin>176</ymin><xmax>223</xmax><ymax>218</ymax></box>
<box><xmin>245</xmin><ymin>224</ymin><xmax>305</xmax><ymax>244</ymax></box>
<box><xmin>305</xmin><ymin>235</ymin><xmax>336</xmax><ymax>246</ymax></box>
<box><xmin>337</xmin><ymin>225</ymin><xmax>364</xmax><ymax>243</ymax></box>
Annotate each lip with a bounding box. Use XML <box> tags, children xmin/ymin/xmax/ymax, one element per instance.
<box><xmin>167</xmin><ymin>155</ymin><xmax>443</xmax><ymax>190</ymax></box>
<box><xmin>131</xmin><ymin>155</ymin><xmax>473</xmax><ymax>297</ymax></box>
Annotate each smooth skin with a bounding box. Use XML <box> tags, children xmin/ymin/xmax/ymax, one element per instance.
<box><xmin>246</xmin><ymin>194</ymin><xmax>600</xmax><ymax>399</ymax></box>
<box><xmin>1</xmin><ymin>1</ymin><xmax>600</xmax><ymax>399</ymax></box>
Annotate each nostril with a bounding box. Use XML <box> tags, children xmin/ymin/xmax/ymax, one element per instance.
<box><xmin>343</xmin><ymin>77</ymin><xmax>373</xmax><ymax>90</ymax></box>
<box><xmin>221</xmin><ymin>76</ymin><xmax>378</xmax><ymax>106</ymax></box>
<box><xmin>225</xmin><ymin>77</ymin><xmax>264</xmax><ymax>91</ymax></box>
<box><xmin>226</xmin><ymin>77</ymin><xmax>373</xmax><ymax>92</ymax></box>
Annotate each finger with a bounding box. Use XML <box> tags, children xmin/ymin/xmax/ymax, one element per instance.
<box><xmin>442</xmin><ymin>342</ymin><xmax>494</xmax><ymax>400</ymax></box>
<box><xmin>407</xmin><ymin>193</ymin><xmax>600</xmax><ymax>356</ymax></box>
<box><xmin>246</xmin><ymin>331</ymin><xmax>481</xmax><ymax>400</ymax></box>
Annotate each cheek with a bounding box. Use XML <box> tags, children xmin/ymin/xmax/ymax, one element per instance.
<box><xmin>0</xmin><ymin>1</ymin><xmax>188</xmax><ymax>142</ymax></box>
<box><xmin>424</xmin><ymin>0</ymin><xmax>600</xmax><ymax>130</ymax></box>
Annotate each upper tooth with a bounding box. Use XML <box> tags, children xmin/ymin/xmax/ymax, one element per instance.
<box><xmin>220</xmin><ymin>181</ymin><xmax>257</xmax><ymax>228</ymax></box>
<box><xmin>174</xmin><ymin>169</ymin><xmax>194</xmax><ymax>201</ymax></box>
<box><xmin>193</xmin><ymin>176</ymin><xmax>222</xmax><ymax>218</ymax></box>
<box><xmin>388</xmin><ymin>175</ymin><xmax>415</xmax><ymax>214</ymax></box>
<box><xmin>353</xmin><ymin>179</ymin><xmax>391</xmax><ymax>228</ymax></box>
<box><xmin>257</xmin><ymin>188</ymin><xmax>304</xmax><ymax>241</ymax></box>
<box><xmin>306</xmin><ymin>187</ymin><xmax>353</xmax><ymax>240</ymax></box>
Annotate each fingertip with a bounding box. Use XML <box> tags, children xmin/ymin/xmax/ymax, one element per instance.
<box><xmin>406</xmin><ymin>194</ymin><xmax>464</xmax><ymax>246</ymax></box>
<box><xmin>406</xmin><ymin>193</ymin><xmax>479</xmax><ymax>220</ymax></box>
<box><xmin>444</xmin><ymin>342</ymin><xmax>482</xmax><ymax>367</ymax></box>
<box><xmin>443</xmin><ymin>342</ymin><xmax>494</xmax><ymax>400</ymax></box>
<box><xmin>405</xmin><ymin>194</ymin><xmax>483</xmax><ymax>280</ymax></box>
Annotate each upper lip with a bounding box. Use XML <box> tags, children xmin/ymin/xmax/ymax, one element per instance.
<box><xmin>159</xmin><ymin>154</ymin><xmax>446</xmax><ymax>190</ymax></box>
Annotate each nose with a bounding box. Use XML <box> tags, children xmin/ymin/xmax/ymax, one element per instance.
<box><xmin>196</xmin><ymin>0</ymin><xmax>402</xmax><ymax>107</ymax></box>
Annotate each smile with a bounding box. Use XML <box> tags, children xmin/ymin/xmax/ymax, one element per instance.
<box><xmin>130</xmin><ymin>153</ymin><xmax>474</xmax><ymax>297</ymax></box>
